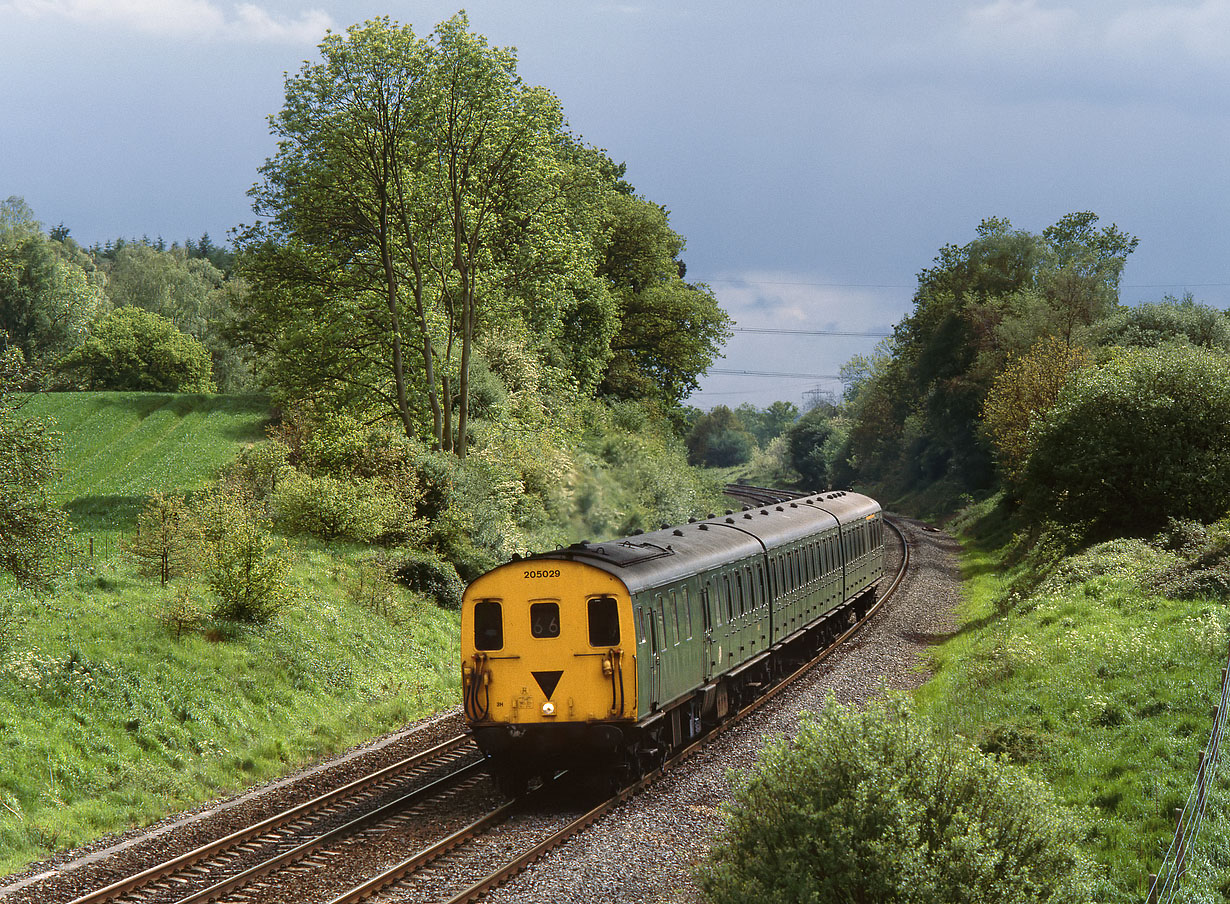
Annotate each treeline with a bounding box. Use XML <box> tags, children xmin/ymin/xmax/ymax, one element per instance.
<box><xmin>0</xmin><ymin>199</ymin><xmax>250</xmax><ymax>393</ymax></box>
<box><xmin>789</xmin><ymin>212</ymin><xmax>1230</xmax><ymax>547</ymax></box>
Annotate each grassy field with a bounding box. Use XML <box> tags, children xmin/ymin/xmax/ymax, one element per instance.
<box><xmin>18</xmin><ymin>391</ymin><xmax>271</xmax><ymax>540</ymax></box>
<box><xmin>0</xmin><ymin>393</ymin><xmax>460</xmax><ymax>876</ymax></box>
<box><xmin>917</xmin><ymin>501</ymin><xmax>1230</xmax><ymax>903</ymax></box>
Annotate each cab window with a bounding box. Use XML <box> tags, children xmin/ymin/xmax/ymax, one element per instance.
<box><xmin>588</xmin><ymin>596</ymin><xmax>620</xmax><ymax>646</ymax></box>
<box><xmin>530</xmin><ymin>601</ymin><xmax>560</xmax><ymax>638</ymax></box>
<box><xmin>474</xmin><ymin>600</ymin><xmax>503</xmax><ymax>650</ymax></box>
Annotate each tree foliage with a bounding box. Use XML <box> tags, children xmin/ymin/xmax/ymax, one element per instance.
<box><xmin>1098</xmin><ymin>293</ymin><xmax>1230</xmax><ymax>352</ymax></box>
<box><xmin>1021</xmin><ymin>346</ymin><xmax>1230</xmax><ymax>539</ymax></box>
<box><xmin>237</xmin><ymin>15</ymin><xmax>612</xmax><ymax>455</ymax></box>
<box><xmin>0</xmin><ymin>346</ymin><xmax>68</xmax><ymax>590</ymax></box>
<box><xmin>57</xmin><ymin>306</ymin><xmax>214</xmax><ymax>392</ymax></box>
<box><xmin>236</xmin><ymin>16</ymin><xmax>726</xmax><ymax>454</ymax></box>
<box><xmin>785</xmin><ymin>406</ymin><xmax>837</xmax><ymax>490</ymax></box>
<box><xmin>595</xmin><ymin>191</ymin><xmax>730</xmax><ymax>404</ymax></box>
<box><xmin>697</xmin><ymin>697</ymin><xmax>1092</xmax><ymax>904</ymax></box>
<box><xmin>0</xmin><ymin>197</ymin><xmax>105</xmax><ymax>365</ymax></box>
<box><xmin>982</xmin><ymin>336</ymin><xmax>1091</xmax><ymax>486</ymax></box>
<box><xmin>685</xmin><ymin>405</ymin><xmax>755</xmax><ymax>467</ymax></box>
<box><xmin>846</xmin><ymin>212</ymin><xmax>1137</xmax><ymax>496</ymax></box>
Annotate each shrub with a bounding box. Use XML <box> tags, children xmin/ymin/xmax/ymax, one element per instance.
<box><xmin>389</xmin><ymin>548</ymin><xmax>465</xmax><ymax>610</ymax></box>
<box><xmin>191</xmin><ymin>490</ymin><xmax>291</xmax><ymax>624</ymax></box>
<box><xmin>1021</xmin><ymin>346</ymin><xmax>1230</xmax><ymax>538</ymax></box>
<box><xmin>271</xmin><ymin>471</ymin><xmax>411</xmax><ymax>543</ymax></box>
<box><xmin>56</xmin><ymin>306</ymin><xmax>214</xmax><ymax>392</ymax></box>
<box><xmin>124</xmin><ymin>492</ymin><xmax>197</xmax><ymax>585</ymax></box>
<box><xmin>697</xmin><ymin>697</ymin><xmax>1092</xmax><ymax>904</ymax></box>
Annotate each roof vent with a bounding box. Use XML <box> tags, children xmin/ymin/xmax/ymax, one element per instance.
<box><xmin>725</xmin><ymin>517</ymin><xmax>735</xmax><ymax>524</ymax></box>
<box><xmin>725</xmin><ymin>509</ymin><xmax>734</xmax><ymax>516</ymax></box>
<box><xmin>632</xmin><ymin>529</ymin><xmax>644</xmax><ymax>535</ymax></box>
<box><xmin>673</xmin><ymin>529</ymin><xmax>684</xmax><ymax>537</ymax></box>
<box><xmin>790</xmin><ymin>502</ymin><xmax>799</xmax><ymax>508</ymax></box>
<box><xmin>698</xmin><ymin>524</ymin><xmax>709</xmax><ymax>531</ymax></box>
<box><xmin>760</xmin><ymin>509</ymin><xmax>769</xmax><ymax>516</ymax></box>
<box><xmin>776</xmin><ymin>506</ymin><xmax>784</xmax><ymax>512</ymax></box>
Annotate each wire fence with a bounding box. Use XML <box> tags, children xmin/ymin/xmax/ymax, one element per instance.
<box><xmin>1147</xmin><ymin>642</ymin><xmax>1230</xmax><ymax>903</ymax></box>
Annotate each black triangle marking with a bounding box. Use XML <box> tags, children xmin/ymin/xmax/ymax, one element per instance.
<box><xmin>532</xmin><ymin>670</ymin><xmax>563</xmax><ymax>700</ymax></box>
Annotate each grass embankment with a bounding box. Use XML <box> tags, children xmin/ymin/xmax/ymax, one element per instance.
<box><xmin>917</xmin><ymin>500</ymin><xmax>1230</xmax><ymax>903</ymax></box>
<box><xmin>0</xmin><ymin>393</ymin><xmax>460</xmax><ymax>876</ymax></box>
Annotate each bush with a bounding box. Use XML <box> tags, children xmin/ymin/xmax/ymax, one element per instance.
<box><xmin>191</xmin><ymin>490</ymin><xmax>291</xmax><ymax>624</ymax></box>
<box><xmin>56</xmin><ymin>306</ymin><xmax>214</xmax><ymax>392</ymax></box>
<box><xmin>697</xmin><ymin>697</ymin><xmax>1092</xmax><ymax>904</ymax></box>
<box><xmin>271</xmin><ymin>471</ymin><xmax>412</xmax><ymax>543</ymax></box>
<box><xmin>1021</xmin><ymin>346</ymin><xmax>1230</xmax><ymax>539</ymax></box>
<box><xmin>389</xmin><ymin>548</ymin><xmax>464</xmax><ymax>610</ymax></box>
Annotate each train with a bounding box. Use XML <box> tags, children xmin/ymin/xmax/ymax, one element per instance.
<box><xmin>460</xmin><ymin>490</ymin><xmax>885</xmax><ymax>793</ymax></box>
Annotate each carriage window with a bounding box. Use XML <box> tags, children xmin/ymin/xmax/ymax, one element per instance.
<box><xmin>636</xmin><ymin>607</ymin><xmax>646</xmax><ymax>643</ymax></box>
<box><xmin>670</xmin><ymin>591</ymin><xmax>682</xmax><ymax>644</ymax></box>
<box><xmin>474</xmin><ymin>600</ymin><xmax>503</xmax><ymax>650</ymax></box>
<box><xmin>723</xmin><ymin>575</ymin><xmax>735</xmax><ymax>622</ymax></box>
<box><xmin>588</xmin><ymin>596</ymin><xmax>620</xmax><ymax>646</ymax></box>
<box><xmin>681</xmin><ymin>586</ymin><xmax>693</xmax><ymax>638</ymax></box>
<box><xmin>529</xmin><ymin>601</ymin><xmax>560</xmax><ymax>638</ymax></box>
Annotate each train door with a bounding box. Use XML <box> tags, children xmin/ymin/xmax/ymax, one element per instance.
<box><xmin>648</xmin><ymin>602</ymin><xmax>664</xmax><ymax>709</ymax></box>
<box><xmin>700</xmin><ymin>581</ymin><xmax>714</xmax><ymax>680</ymax></box>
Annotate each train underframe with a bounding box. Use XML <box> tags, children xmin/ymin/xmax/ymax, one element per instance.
<box><xmin>474</xmin><ymin>583</ymin><xmax>879</xmax><ymax>796</ymax></box>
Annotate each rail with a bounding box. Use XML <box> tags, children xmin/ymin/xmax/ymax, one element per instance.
<box><xmin>1146</xmin><ymin>644</ymin><xmax>1230</xmax><ymax>903</ymax></box>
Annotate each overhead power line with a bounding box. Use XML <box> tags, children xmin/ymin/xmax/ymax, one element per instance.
<box><xmin>731</xmin><ymin>327</ymin><xmax>891</xmax><ymax>338</ymax></box>
<box><xmin>710</xmin><ymin>368</ymin><xmax>842</xmax><ymax>380</ymax></box>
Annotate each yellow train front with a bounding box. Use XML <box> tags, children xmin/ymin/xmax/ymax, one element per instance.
<box><xmin>461</xmin><ymin>556</ymin><xmax>638</xmax><ymax>792</ymax></box>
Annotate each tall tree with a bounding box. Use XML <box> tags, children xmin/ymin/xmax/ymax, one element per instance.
<box><xmin>238</xmin><ymin>15</ymin><xmax>590</xmax><ymax>456</ymax></box>
<box><xmin>0</xmin><ymin>198</ymin><xmax>105</xmax><ymax>365</ymax></box>
<box><xmin>595</xmin><ymin>191</ymin><xmax>731</xmax><ymax>404</ymax></box>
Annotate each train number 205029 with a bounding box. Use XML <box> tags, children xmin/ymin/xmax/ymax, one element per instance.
<box><xmin>523</xmin><ymin>568</ymin><xmax>561</xmax><ymax>579</ymax></box>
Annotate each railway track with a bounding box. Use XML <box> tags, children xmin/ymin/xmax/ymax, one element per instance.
<box><xmin>44</xmin><ymin>505</ymin><xmax>910</xmax><ymax>904</ymax></box>
<box><xmin>62</xmin><ymin>735</ymin><xmax>486</xmax><ymax>904</ymax></box>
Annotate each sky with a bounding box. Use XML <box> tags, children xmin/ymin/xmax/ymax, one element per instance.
<box><xmin>3</xmin><ymin>0</ymin><xmax>1229</xmax><ymax>408</ymax></box>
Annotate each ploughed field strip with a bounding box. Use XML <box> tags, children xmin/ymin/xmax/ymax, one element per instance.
<box><xmin>11</xmin><ymin>491</ymin><xmax>910</xmax><ymax>904</ymax></box>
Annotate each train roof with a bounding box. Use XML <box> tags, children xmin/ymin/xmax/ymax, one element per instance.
<box><xmin>527</xmin><ymin>490</ymin><xmax>880</xmax><ymax>595</ymax></box>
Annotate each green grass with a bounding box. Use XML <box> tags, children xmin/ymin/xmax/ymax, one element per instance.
<box><xmin>18</xmin><ymin>391</ymin><xmax>271</xmax><ymax>537</ymax></box>
<box><xmin>0</xmin><ymin>393</ymin><xmax>460</xmax><ymax>876</ymax></box>
<box><xmin>915</xmin><ymin>509</ymin><xmax>1230</xmax><ymax>903</ymax></box>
